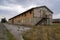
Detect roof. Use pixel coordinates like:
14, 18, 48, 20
9, 6, 53, 20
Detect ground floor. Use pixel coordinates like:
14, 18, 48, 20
9, 17, 52, 26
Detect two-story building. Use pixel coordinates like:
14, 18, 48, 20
9, 6, 53, 26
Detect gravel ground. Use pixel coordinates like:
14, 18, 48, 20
3, 23, 31, 40
0, 23, 8, 40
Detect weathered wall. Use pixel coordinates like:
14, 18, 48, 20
33, 7, 53, 25
9, 10, 34, 25
9, 19, 12, 23
9, 19, 14, 24
9, 7, 53, 25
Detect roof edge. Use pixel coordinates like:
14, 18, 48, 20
9, 6, 53, 20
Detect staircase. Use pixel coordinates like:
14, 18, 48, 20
32, 17, 43, 25
33, 15, 48, 25
35, 18, 47, 25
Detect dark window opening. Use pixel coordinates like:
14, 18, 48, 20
21, 14, 23, 16
30, 11, 31, 14
24, 13, 26, 16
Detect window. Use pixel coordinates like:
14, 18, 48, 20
21, 14, 23, 16
30, 11, 31, 14
24, 14, 26, 16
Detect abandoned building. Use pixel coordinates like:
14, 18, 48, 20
9, 6, 53, 25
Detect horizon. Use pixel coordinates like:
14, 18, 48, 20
0, 0, 60, 21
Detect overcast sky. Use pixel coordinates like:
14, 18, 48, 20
0, 0, 60, 21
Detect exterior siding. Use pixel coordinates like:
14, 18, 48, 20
9, 10, 34, 25
33, 7, 52, 18
9, 6, 53, 25
33, 7, 53, 25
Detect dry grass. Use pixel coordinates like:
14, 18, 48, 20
22, 23, 60, 40
3, 27, 16, 40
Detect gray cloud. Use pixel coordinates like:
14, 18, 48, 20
0, 0, 60, 20
0, 9, 18, 20
0, 0, 48, 7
